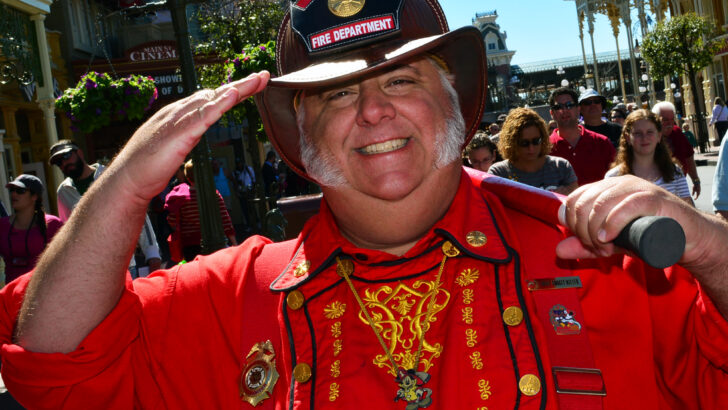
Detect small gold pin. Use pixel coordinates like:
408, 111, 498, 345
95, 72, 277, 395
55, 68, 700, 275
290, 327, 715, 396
294, 261, 311, 277
442, 241, 460, 257
239, 340, 280, 406
328, 0, 365, 18
466, 231, 487, 247
336, 259, 354, 277
519, 374, 541, 396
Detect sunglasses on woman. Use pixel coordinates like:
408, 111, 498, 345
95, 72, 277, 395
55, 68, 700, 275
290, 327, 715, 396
8, 187, 28, 194
517, 137, 542, 147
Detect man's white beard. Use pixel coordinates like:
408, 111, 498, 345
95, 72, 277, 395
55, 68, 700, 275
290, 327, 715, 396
297, 72, 466, 188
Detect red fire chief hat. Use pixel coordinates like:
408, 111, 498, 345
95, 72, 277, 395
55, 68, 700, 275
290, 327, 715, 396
255, 0, 487, 180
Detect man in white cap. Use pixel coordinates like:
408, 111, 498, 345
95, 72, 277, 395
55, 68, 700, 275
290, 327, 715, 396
578, 88, 622, 148
48, 139, 161, 275
2, 1, 728, 409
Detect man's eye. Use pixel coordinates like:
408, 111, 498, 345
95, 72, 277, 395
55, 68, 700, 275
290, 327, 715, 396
327, 90, 351, 100
388, 78, 412, 87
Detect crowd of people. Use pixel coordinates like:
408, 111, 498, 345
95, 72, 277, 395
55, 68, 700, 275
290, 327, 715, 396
1, 0, 728, 408
464, 87, 704, 209
0, 138, 317, 287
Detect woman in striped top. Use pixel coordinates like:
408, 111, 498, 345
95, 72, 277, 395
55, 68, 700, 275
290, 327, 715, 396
605, 109, 693, 205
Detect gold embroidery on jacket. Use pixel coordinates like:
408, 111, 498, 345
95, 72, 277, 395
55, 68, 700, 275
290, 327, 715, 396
330, 360, 341, 378
329, 382, 340, 401
470, 351, 484, 370
331, 321, 342, 338
324, 301, 347, 319
356, 280, 451, 374
455, 268, 480, 287
466, 329, 478, 348
462, 307, 474, 324
462, 288, 475, 305
478, 379, 492, 400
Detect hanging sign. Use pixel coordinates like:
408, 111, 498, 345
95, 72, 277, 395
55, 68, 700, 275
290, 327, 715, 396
125, 41, 178, 62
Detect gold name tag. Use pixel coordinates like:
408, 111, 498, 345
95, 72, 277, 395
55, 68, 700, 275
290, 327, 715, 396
527, 276, 583, 291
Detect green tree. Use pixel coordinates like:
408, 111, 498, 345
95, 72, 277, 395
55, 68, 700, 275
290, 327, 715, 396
641, 13, 725, 152
193, 0, 286, 230
194, 0, 285, 90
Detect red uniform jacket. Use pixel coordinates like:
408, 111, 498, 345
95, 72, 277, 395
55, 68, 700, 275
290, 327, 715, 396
1, 169, 726, 409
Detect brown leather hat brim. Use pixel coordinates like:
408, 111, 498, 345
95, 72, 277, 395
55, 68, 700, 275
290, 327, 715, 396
255, 26, 486, 181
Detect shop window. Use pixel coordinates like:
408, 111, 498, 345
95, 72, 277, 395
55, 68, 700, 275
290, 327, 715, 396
69, 0, 95, 52
15, 112, 30, 142
714, 61, 726, 102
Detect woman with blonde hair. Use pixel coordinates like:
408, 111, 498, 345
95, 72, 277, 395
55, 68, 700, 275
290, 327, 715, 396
605, 109, 693, 205
488, 108, 577, 194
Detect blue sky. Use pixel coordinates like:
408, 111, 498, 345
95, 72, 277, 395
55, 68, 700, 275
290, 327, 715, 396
438, 0, 642, 66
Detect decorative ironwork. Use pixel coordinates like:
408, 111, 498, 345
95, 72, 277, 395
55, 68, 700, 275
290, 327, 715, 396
0, 4, 41, 86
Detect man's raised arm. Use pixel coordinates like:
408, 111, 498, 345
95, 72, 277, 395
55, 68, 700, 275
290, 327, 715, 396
14, 72, 270, 353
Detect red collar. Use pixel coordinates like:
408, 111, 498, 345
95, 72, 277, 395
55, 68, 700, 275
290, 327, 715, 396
270, 168, 512, 291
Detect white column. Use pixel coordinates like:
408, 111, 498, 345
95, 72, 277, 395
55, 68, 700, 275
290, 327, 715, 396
0, 130, 9, 212
587, 10, 602, 93
30, 14, 63, 190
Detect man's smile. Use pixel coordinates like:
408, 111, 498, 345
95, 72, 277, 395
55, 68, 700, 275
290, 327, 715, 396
356, 137, 410, 155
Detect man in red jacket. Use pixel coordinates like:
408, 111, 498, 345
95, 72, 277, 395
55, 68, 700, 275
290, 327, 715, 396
2, 1, 728, 409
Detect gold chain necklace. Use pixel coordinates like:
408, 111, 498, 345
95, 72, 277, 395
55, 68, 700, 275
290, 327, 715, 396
335, 241, 460, 409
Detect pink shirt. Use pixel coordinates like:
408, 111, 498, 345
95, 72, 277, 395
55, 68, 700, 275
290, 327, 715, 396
0, 214, 63, 283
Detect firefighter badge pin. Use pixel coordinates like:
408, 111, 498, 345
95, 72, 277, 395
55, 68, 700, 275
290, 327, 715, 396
239, 340, 279, 406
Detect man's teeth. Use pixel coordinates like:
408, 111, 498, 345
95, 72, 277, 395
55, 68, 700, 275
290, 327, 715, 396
358, 138, 408, 155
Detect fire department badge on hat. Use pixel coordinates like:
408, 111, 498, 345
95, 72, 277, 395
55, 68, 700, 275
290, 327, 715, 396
239, 340, 279, 406
291, 0, 403, 53
329, 0, 365, 17
549, 304, 582, 335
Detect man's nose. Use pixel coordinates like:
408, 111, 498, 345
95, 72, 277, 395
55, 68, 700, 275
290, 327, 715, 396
356, 86, 395, 127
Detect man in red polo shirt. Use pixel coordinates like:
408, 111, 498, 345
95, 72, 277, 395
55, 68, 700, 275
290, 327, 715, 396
548, 87, 616, 185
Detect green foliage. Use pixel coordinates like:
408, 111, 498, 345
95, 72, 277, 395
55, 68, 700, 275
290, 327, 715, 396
194, 0, 285, 137
220, 41, 277, 125
55, 72, 158, 134
641, 13, 725, 79
195, 0, 285, 90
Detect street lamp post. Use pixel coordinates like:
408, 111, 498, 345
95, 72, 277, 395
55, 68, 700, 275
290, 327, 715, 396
168, 0, 228, 254
126, 0, 228, 254
556, 66, 569, 89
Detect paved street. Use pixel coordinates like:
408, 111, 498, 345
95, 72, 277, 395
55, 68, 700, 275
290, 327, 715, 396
690, 163, 715, 213
692, 149, 720, 214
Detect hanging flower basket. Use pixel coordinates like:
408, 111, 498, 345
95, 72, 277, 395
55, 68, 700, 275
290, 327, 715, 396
55, 72, 159, 134
220, 41, 276, 126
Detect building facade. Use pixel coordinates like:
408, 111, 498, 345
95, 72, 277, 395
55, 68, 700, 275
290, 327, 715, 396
1, 0, 65, 213
473, 11, 517, 120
